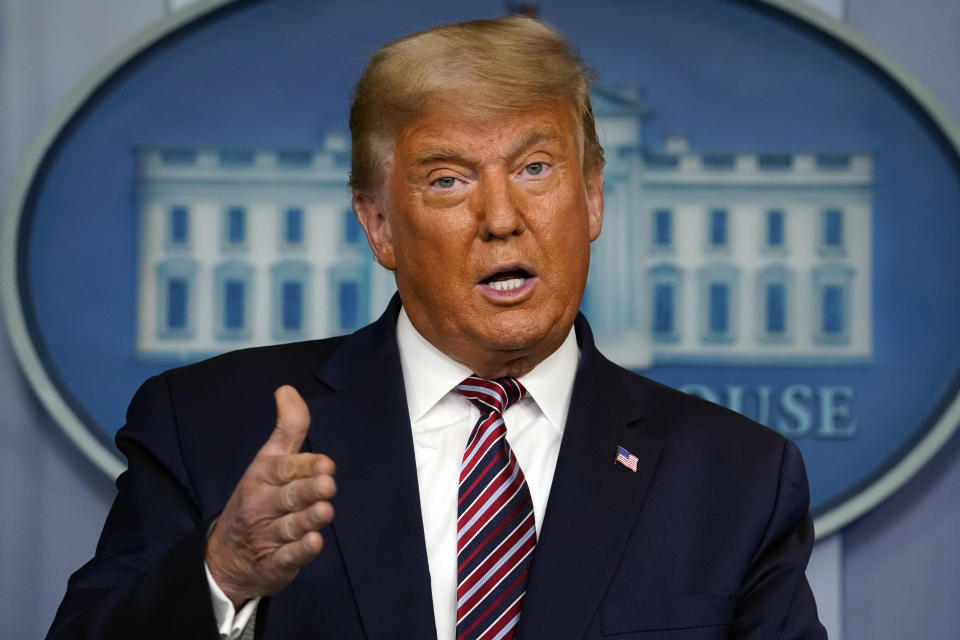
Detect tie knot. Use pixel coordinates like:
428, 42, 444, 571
456, 376, 526, 416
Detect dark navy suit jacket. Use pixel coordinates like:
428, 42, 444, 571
48, 298, 826, 639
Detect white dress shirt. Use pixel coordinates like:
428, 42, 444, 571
397, 309, 578, 640
209, 308, 580, 640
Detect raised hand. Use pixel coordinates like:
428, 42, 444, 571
205, 385, 336, 608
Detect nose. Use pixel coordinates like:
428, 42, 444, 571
476, 171, 524, 240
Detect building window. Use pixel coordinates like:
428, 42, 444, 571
648, 264, 682, 343
329, 259, 371, 334
653, 209, 672, 248
698, 263, 739, 343
822, 208, 844, 250
224, 280, 246, 329
812, 264, 853, 345
167, 279, 188, 329
155, 258, 196, 340
271, 260, 311, 340
215, 261, 253, 339
283, 207, 304, 246
654, 284, 674, 333
168, 205, 190, 247
709, 208, 728, 248
755, 265, 793, 344
766, 210, 784, 248
822, 285, 843, 334
339, 281, 360, 330
344, 209, 363, 246
224, 206, 247, 247
709, 284, 729, 333
766, 284, 786, 333
282, 282, 303, 330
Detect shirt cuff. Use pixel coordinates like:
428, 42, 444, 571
205, 562, 260, 640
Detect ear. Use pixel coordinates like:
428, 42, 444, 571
353, 191, 397, 270
585, 165, 604, 241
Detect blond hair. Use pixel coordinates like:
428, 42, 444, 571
348, 16, 604, 193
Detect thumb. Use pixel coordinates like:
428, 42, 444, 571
262, 385, 311, 455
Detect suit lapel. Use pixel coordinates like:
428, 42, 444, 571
304, 298, 438, 639
518, 316, 665, 638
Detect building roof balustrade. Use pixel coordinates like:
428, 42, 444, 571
638, 149, 872, 185
138, 147, 350, 184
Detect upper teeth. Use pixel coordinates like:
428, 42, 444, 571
489, 278, 526, 291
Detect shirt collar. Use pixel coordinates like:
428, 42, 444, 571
517, 325, 579, 433
397, 308, 473, 423
396, 307, 579, 433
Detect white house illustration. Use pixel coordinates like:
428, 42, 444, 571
135, 85, 873, 367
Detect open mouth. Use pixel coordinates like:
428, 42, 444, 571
480, 267, 535, 293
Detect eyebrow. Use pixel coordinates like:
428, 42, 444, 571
411, 146, 472, 168
409, 125, 566, 169
513, 126, 565, 158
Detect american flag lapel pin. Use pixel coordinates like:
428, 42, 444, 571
615, 446, 639, 472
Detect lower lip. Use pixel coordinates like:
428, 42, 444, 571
478, 276, 538, 302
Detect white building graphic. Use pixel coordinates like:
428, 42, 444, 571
136, 134, 395, 360
136, 86, 873, 367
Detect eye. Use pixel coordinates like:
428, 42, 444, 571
433, 176, 457, 189
524, 162, 546, 176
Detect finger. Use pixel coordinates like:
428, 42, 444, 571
274, 531, 324, 570
277, 473, 337, 513
261, 385, 311, 456
275, 501, 335, 543
268, 452, 336, 484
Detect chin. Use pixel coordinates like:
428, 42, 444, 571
479, 313, 556, 353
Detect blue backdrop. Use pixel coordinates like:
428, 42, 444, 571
16, 0, 960, 517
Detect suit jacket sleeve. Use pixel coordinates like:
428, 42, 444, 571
732, 439, 826, 639
45, 375, 222, 640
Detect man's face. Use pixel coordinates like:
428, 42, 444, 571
354, 101, 603, 377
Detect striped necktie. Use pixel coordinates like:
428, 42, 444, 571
455, 376, 536, 640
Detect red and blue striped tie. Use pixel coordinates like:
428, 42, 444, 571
455, 376, 536, 640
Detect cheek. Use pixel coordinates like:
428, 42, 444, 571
393, 214, 471, 285
539, 198, 591, 252
542, 217, 592, 287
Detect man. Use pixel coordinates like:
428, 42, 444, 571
48, 16, 826, 640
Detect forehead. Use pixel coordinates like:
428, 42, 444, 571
392, 100, 583, 165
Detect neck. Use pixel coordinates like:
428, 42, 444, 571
458, 347, 552, 379
397, 306, 572, 380
433, 324, 571, 380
